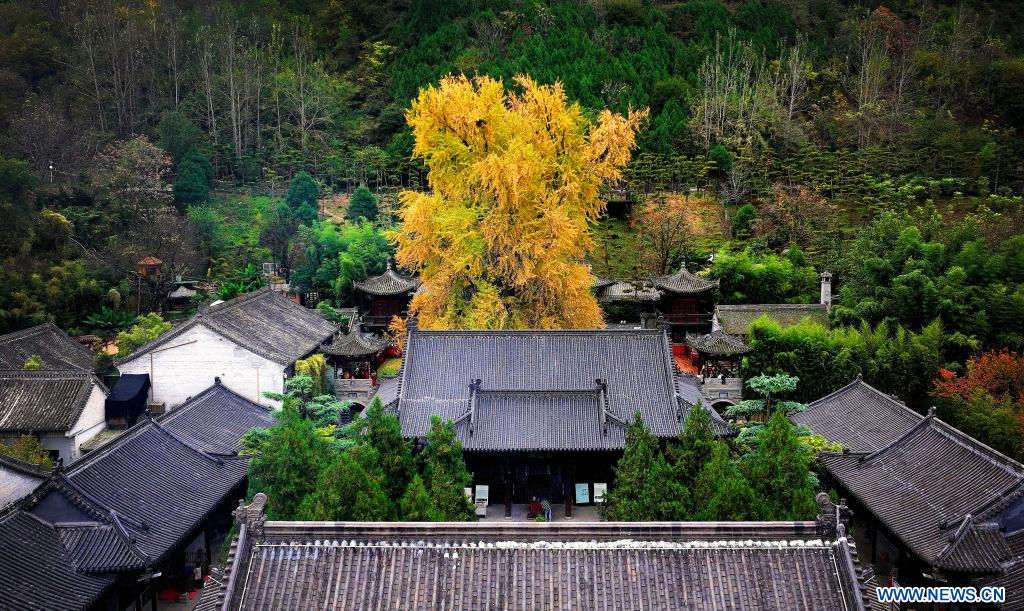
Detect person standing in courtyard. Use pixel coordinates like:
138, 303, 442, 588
541, 497, 552, 522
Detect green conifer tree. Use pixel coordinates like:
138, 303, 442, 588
286, 171, 319, 211
297, 447, 390, 521
668, 403, 718, 491
692, 441, 759, 520
744, 410, 819, 520
361, 397, 414, 515
602, 412, 688, 521
346, 186, 379, 222
247, 401, 332, 519
418, 416, 475, 521
399, 474, 441, 521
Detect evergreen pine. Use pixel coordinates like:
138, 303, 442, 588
346, 186, 379, 222
668, 403, 718, 490
692, 441, 759, 520
172, 151, 213, 210
246, 401, 331, 519
418, 416, 475, 521
362, 397, 414, 515
399, 474, 441, 521
602, 412, 688, 521
744, 410, 819, 520
297, 447, 390, 521
286, 171, 319, 211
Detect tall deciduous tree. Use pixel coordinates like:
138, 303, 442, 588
418, 416, 475, 521
395, 74, 646, 329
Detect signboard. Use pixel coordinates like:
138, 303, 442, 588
593, 483, 608, 504
575, 483, 590, 504
474, 485, 489, 517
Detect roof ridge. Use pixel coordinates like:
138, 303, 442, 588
159, 382, 271, 426
149, 415, 225, 465
410, 328, 664, 336
0, 322, 64, 344
717, 303, 827, 310
858, 415, 935, 464
0, 368, 94, 380
930, 417, 1024, 476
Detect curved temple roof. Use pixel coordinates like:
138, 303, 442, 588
651, 266, 719, 295
352, 262, 420, 296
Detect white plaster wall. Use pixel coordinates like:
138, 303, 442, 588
38, 432, 73, 464
67, 384, 108, 461
0, 464, 43, 508
118, 324, 285, 410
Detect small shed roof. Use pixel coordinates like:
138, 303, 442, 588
0, 371, 106, 433
0, 323, 94, 371
715, 303, 829, 335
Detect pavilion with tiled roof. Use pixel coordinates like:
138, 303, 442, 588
0, 322, 94, 371
352, 262, 420, 329
389, 326, 721, 511
789, 376, 923, 452
197, 493, 871, 611
650, 266, 719, 334
0, 382, 273, 611
817, 409, 1024, 602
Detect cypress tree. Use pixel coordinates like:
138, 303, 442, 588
418, 416, 475, 521
246, 401, 331, 519
346, 186, 379, 222
692, 441, 759, 520
602, 412, 688, 521
668, 403, 718, 490
399, 474, 441, 521
744, 410, 819, 520
361, 397, 414, 515
172, 151, 213, 210
286, 171, 319, 211
297, 447, 390, 521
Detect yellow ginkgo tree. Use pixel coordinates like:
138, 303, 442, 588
394, 74, 646, 329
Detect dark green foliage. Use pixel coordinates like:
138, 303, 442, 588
83, 307, 136, 336
732, 204, 756, 239
667, 403, 718, 491
173, 151, 214, 210
692, 441, 759, 520
602, 412, 688, 521
707, 145, 733, 174
743, 410, 818, 520
710, 249, 819, 304
346, 186, 379, 222
297, 447, 391, 521
286, 171, 319, 211
400, 474, 441, 521
361, 398, 414, 513
247, 401, 332, 519
290, 220, 392, 303
418, 416, 475, 521
157, 111, 205, 163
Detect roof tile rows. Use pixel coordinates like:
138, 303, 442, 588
651, 267, 720, 295
0, 323, 94, 371
685, 330, 751, 357
0, 370, 105, 432
352, 264, 420, 296
117, 288, 338, 366
394, 329, 690, 449
0, 383, 271, 610
789, 377, 923, 452
215, 520, 869, 611
714, 303, 829, 335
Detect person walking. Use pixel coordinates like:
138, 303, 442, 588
541, 497, 552, 522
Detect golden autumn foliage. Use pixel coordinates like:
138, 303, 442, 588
394, 74, 646, 329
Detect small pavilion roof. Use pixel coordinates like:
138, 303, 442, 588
684, 330, 751, 357
352, 263, 420, 297
323, 328, 389, 358
651, 266, 719, 295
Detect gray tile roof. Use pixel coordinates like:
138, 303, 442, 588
0, 370, 106, 432
352, 263, 420, 296
595, 279, 661, 302
0, 382, 271, 610
157, 382, 275, 455
218, 521, 869, 611
715, 303, 829, 335
322, 328, 389, 357
685, 330, 751, 356
790, 378, 923, 452
820, 416, 1024, 574
652, 266, 719, 294
458, 390, 626, 451
0, 323, 94, 371
395, 329, 685, 447
117, 288, 338, 366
